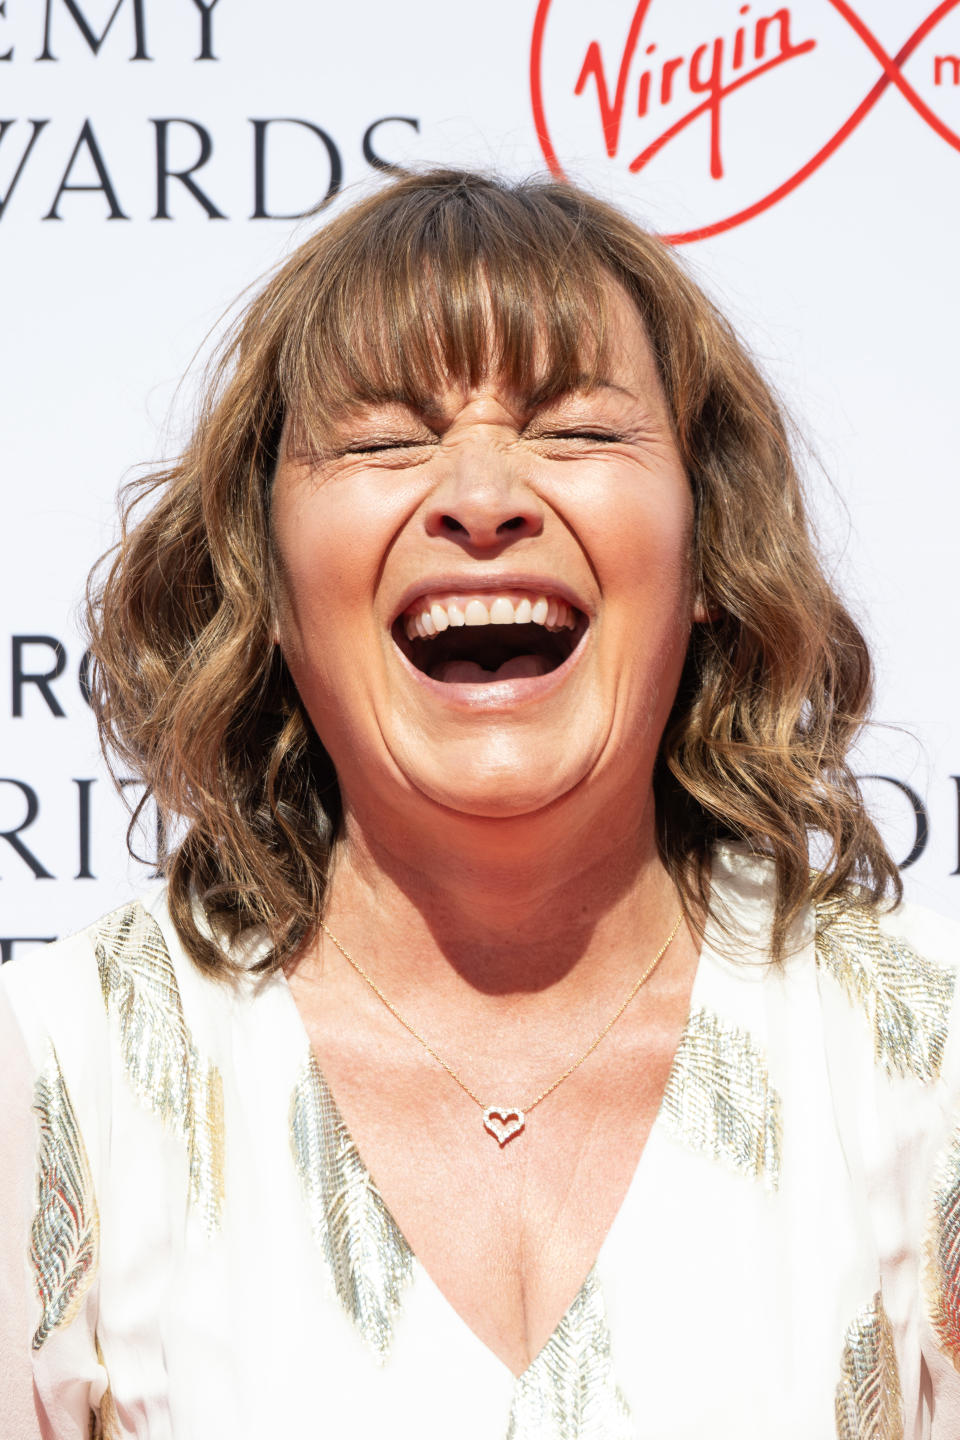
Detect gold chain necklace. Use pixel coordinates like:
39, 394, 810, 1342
319, 910, 685, 1147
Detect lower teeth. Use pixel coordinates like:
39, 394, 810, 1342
430, 655, 553, 684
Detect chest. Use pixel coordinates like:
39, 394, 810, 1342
94, 1027, 888, 1440
88, 928, 918, 1438
291, 1004, 682, 1375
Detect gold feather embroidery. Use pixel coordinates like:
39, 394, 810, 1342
507, 1269, 633, 1439
290, 1052, 413, 1362
923, 1123, 960, 1369
835, 1292, 904, 1440
660, 1006, 782, 1190
815, 898, 953, 1082
30, 1044, 99, 1350
94, 902, 224, 1234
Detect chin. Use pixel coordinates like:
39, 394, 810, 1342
404, 754, 593, 822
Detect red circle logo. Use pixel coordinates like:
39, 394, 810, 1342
531, 0, 960, 243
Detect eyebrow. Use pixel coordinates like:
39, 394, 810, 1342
523, 375, 638, 408
328, 376, 640, 426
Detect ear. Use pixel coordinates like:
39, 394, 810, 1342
692, 591, 722, 624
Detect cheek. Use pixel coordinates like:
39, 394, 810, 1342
272, 462, 425, 619
273, 485, 373, 641
272, 528, 357, 705
271, 491, 405, 752
586, 473, 695, 609
279, 519, 363, 607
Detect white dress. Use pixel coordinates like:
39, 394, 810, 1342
3, 846, 960, 1439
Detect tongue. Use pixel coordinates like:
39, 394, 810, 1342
431, 654, 553, 684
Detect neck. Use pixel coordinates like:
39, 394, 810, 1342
320, 786, 680, 998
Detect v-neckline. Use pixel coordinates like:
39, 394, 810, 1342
274, 884, 724, 1384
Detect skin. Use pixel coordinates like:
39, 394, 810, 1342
273, 286, 710, 1377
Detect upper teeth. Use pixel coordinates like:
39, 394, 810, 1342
404, 594, 576, 641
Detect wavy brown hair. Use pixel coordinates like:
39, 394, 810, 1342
86, 167, 900, 978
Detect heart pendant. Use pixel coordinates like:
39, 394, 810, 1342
482, 1106, 525, 1146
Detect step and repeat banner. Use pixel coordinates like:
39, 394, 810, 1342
1, 0, 958, 958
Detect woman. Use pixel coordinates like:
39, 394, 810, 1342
2, 168, 958, 1438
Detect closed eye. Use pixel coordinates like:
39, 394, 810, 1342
342, 438, 435, 456
538, 430, 626, 443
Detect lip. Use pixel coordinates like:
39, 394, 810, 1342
388, 572, 592, 627
389, 608, 590, 711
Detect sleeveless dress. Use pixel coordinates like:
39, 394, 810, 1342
2, 845, 960, 1439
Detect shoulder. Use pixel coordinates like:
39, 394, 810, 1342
814, 888, 960, 1088
817, 886, 959, 976
710, 841, 959, 965
708, 844, 960, 1104
0, 887, 221, 1074
0, 887, 237, 1234
710, 845, 959, 1026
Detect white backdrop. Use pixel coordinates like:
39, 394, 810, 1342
1, 0, 958, 961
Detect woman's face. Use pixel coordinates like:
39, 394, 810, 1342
272, 286, 705, 829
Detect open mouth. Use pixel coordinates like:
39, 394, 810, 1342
392, 592, 589, 685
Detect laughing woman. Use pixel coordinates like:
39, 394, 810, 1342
3, 169, 960, 1439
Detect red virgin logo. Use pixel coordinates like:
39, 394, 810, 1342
530, 1, 960, 243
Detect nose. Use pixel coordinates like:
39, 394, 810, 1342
423, 450, 544, 552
